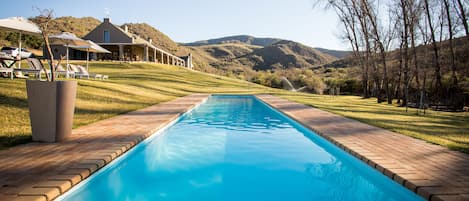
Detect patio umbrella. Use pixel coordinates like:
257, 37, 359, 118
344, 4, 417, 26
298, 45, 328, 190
0, 17, 41, 68
49, 32, 90, 78
69, 40, 110, 70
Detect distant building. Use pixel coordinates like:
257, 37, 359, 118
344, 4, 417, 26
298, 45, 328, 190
83, 18, 191, 68
44, 18, 193, 69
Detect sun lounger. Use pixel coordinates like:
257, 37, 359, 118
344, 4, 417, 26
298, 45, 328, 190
0, 55, 26, 79
0, 62, 14, 79
69, 64, 108, 80
68, 64, 89, 79
22, 58, 45, 79
54, 62, 75, 78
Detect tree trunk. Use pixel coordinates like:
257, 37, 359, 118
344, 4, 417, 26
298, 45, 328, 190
42, 32, 54, 81
363, 1, 390, 103
352, 0, 371, 98
443, 0, 458, 86
401, 0, 410, 109
456, 0, 469, 37
396, 48, 403, 104
423, 0, 442, 100
410, 18, 420, 107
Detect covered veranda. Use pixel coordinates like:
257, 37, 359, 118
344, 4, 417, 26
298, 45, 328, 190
97, 43, 185, 66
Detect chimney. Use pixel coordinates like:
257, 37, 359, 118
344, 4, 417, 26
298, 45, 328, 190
124, 25, 128, 33
104, 18, 110, 23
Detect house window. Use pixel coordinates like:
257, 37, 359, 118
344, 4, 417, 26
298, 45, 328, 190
104, 30, 110, 43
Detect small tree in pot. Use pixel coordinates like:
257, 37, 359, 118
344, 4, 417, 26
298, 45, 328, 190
26, 9, 77, 142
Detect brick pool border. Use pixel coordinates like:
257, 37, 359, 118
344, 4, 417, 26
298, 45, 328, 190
256, 94, 469, 201
0, 94, 209, 201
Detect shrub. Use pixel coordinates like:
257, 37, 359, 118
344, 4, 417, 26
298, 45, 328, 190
304, 76, 327, 94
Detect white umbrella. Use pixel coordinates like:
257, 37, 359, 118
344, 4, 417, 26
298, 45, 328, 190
69, 40, 110, 70
0, 17, 41, 68
49, 32, 90, 78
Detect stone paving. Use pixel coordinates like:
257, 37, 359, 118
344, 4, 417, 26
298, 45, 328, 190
256, 94, 469, 201
0, 94, 209, 201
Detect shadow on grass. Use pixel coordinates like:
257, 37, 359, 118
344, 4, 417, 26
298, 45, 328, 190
0, 94, 28, 109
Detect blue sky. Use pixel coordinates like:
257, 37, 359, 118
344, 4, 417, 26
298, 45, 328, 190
0, 0, 347, 50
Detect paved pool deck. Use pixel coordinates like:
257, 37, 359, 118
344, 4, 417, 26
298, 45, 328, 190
0, 94, 210, 201
1, 94, 468, 201
256, 94, 469, 201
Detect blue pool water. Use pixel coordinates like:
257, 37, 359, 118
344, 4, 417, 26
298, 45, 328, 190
58, 95, 423, 201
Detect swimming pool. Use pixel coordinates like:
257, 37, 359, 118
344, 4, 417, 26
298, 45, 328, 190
57, 95, 424, 201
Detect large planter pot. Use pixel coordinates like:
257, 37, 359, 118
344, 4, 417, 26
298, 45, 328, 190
26, 80, 77, 142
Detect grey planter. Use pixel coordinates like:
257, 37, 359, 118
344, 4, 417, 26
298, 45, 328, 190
26, 80, 77, 142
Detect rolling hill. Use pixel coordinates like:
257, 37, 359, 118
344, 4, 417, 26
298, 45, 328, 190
122, 23, 180, 53
314, 47, 351, 59
106, 25, 342, 72
185, 36, 338, 71
41, 16, 101, 37
183, 35, 282, 47
237, 40, 336, 70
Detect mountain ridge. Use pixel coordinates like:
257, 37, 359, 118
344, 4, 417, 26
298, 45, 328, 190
183, 35, 351, 59
182, 35, 282, 47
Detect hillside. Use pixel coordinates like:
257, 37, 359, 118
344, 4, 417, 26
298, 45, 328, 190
186, 39, 336, 71
239, 40, 336, 70
183, 35, 282, 47
186, 43, 262, 64
183, 35, 342, 72
122, 23, 180, 53
32, 16, 101, 37
315, 48, 352, 59
111, 26, 338, 72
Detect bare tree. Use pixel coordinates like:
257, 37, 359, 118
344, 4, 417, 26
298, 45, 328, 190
396, 0, 412, 108
319, 0, 466, 109
351, 0, 374, 98
454, 0, 469, 37
418, 14, 432, 112
442, 0, 458, 86
362, 0, 393, 103
423, 0, 443, 98
396, 33, 405, 104
34, 8, 55, 81
323, 0, 370, 98
409, 0, 423, 108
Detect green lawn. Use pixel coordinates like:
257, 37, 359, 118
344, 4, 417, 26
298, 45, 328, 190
0, 62, 467, 153
0, 62, 275, 148
278, 93, 469, 153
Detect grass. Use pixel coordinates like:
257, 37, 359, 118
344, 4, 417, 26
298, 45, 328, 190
277, 93, 469, 153
0, 62, 275, 148
0, 61, 467, 153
